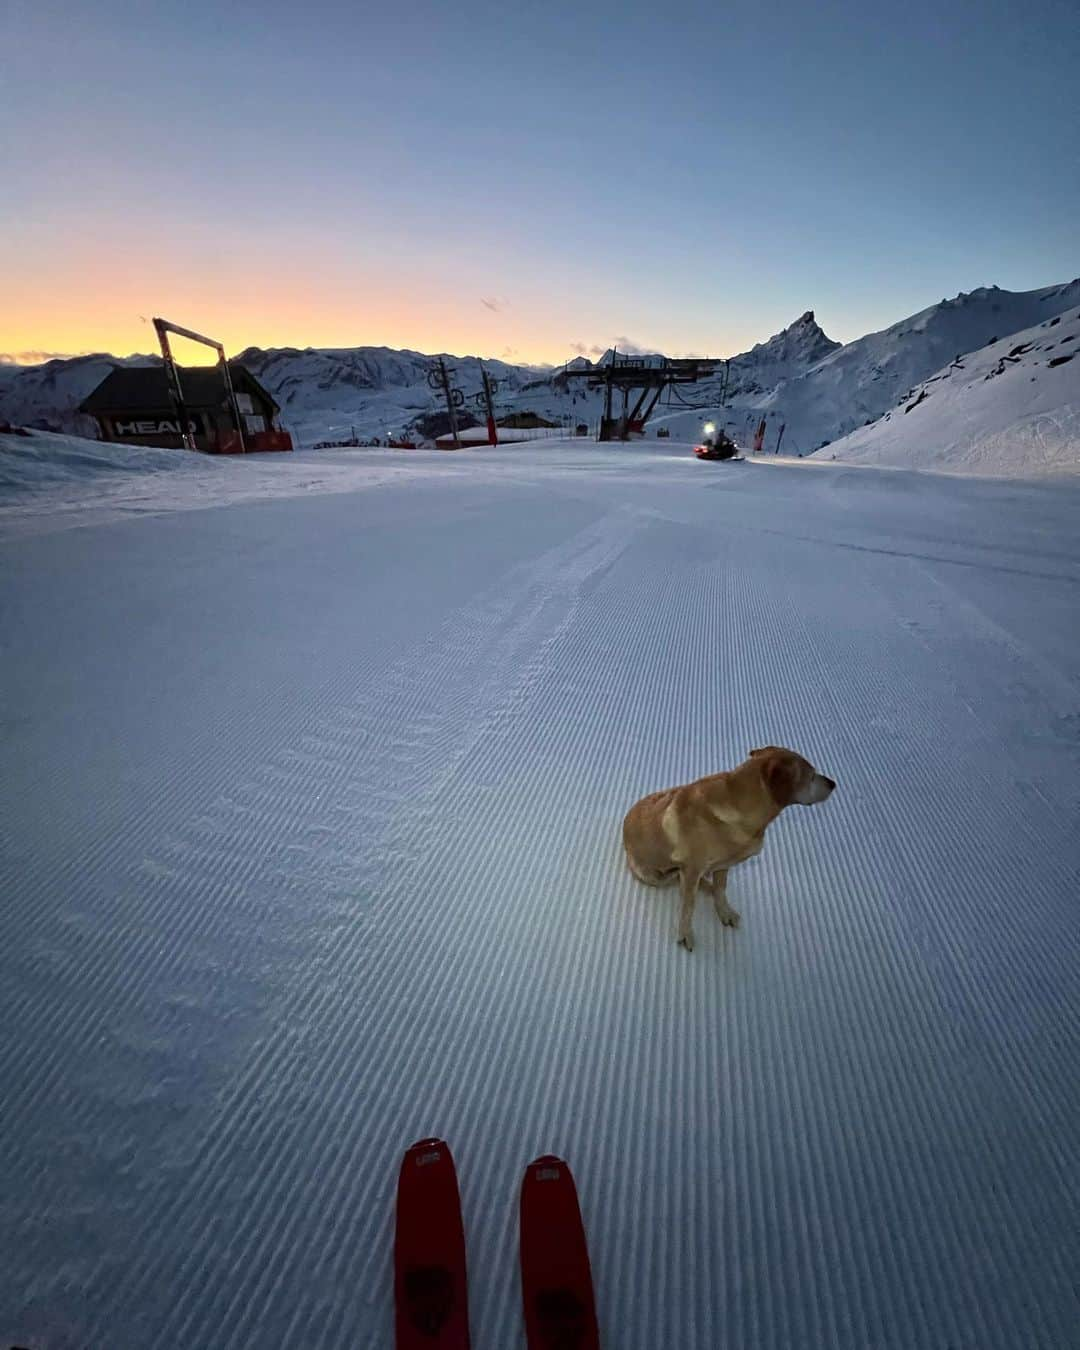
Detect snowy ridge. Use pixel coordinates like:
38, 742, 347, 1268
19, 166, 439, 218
818, 304, 1080, 474
3, 442, 1078, 1347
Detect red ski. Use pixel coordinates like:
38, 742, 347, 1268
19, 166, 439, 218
519, 1155, 600, 1349
395, 1138, 471, 1349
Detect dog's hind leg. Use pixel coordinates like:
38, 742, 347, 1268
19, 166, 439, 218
676, 867, 704, 951
707, 869, 741, 928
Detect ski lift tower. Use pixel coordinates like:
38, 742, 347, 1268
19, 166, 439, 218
561, 350, 721, 441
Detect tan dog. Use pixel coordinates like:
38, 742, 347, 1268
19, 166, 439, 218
622, 746, 836, 950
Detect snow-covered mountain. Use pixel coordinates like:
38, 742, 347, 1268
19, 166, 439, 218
0, 352, 156, 439
232, 345, 547, 446
3, 279, 1078, 461
0, 344, 556, 447
727, 309, 841, 398
757, 279, 1080, 452
816, 303, 1080, 475
647, 279, 1080, 453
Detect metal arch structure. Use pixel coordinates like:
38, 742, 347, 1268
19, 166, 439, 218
152, 317, 246, 453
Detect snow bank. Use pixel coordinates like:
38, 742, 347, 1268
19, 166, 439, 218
0, 430, 473, 539
0, 429, 217, 493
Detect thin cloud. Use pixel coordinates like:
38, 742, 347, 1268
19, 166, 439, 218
0, 350, 92, 365
567, 340, 667, 361
580, 340, 650, 357
481, 296, 510, 312
611, 336, 653, 355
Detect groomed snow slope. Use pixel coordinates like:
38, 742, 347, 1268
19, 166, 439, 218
819, 305, 1080, 475
2, 440, 1079, 1349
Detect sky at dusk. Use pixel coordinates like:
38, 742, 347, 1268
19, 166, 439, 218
3, 0, 1078, 367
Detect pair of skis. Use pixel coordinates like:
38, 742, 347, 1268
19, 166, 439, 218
395, 1138, 599, 1349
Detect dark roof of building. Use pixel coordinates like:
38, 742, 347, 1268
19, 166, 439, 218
79, 363, 279, 416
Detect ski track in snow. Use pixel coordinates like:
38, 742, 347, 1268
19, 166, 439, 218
2, 442, 1079, 1349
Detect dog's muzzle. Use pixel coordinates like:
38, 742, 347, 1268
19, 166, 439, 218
800, 773, 836, 805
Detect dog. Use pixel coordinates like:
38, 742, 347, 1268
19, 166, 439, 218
621, 746, 836, 950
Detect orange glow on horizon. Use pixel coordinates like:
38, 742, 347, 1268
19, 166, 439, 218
0, 234, 760, 369
1, 304, 617, 370
1, 307, 763, 369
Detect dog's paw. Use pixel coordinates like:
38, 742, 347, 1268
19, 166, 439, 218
716, 902, 741, 928
677, 931, 695, 952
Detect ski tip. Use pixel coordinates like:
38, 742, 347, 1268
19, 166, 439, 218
519, 1154, 599, 1349
401, 1138, 452, 1172
524, 1154, 568, 1182
395, 1138, 470, 1348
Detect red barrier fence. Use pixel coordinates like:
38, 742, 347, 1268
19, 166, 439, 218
215, 429, 293, 454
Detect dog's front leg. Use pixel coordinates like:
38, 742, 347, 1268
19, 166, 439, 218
677, 867, 703, 950
709, 869, 741, 927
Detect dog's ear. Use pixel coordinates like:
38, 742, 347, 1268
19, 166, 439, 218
749, 745, 782, 758
759, 750, 800, 806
